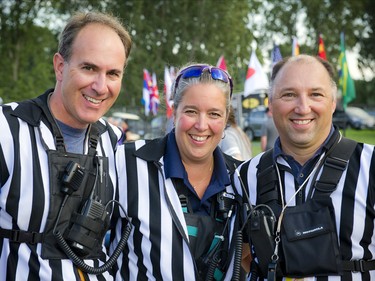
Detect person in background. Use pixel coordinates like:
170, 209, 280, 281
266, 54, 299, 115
111, 63, 245, 280
260, 107, 278, 151
237, 55, 375, 280
0, 11, 132, 280
220, 105, 252, 160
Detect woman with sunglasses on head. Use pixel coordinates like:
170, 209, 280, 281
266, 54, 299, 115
110, 63, 246, 280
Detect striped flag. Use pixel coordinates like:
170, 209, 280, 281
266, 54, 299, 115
142, 69, 152, 116
271, 44, 283, 67
164, 67, 173, 118
292, 37, 300, 56
339, 32, 356, 109
150, 72, 160, 116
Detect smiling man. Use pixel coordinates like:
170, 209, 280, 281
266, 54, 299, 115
237, 55, 375, 281
0, 12, 132, 280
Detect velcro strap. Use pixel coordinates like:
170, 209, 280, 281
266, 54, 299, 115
342, 259, 375, 272
0, 228, 43, 244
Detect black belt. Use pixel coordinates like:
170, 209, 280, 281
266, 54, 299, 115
342, 259, 375, 272
0, 228, 43, 244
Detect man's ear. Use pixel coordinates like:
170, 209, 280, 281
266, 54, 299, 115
53, 53, 65, 82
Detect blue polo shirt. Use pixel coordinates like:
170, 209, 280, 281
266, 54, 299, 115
164, 130, 231, 215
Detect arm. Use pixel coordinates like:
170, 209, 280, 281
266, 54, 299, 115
260, 135, 267, 152
242, 242, 252, 273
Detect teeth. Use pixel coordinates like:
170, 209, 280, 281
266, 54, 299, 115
191, 135, 207, 141
84, 95, 101, 104
293, 120, 311, 125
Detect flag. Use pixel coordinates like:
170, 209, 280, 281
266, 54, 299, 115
271, 44, 283, 68
216, 55, 227, 70
292, 37, 300, 56
339, 32, 356, 109
244, 50, 269, 97
164, 66, 173, 118
318, 34, 327, 60
142, 69, 152, 116
150, 72, 160, 116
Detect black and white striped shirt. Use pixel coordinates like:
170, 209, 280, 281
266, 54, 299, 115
0, 92, 122, 281
111, 137, 242, 281
236, 129, 375, 281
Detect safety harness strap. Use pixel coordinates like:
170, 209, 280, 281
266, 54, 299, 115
342, 259, 375, 273
255, 136, 375, 273
0, 228, 43, 244
313, 137, 357, 197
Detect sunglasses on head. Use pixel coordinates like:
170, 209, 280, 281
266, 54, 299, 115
174, 64, 233, 97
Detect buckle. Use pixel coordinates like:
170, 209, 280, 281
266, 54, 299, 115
30, 232, 39, 244
10, 229, 40, 244
325, 156, 348, 171
10, 229, 20, 242
353, 259, 365, 272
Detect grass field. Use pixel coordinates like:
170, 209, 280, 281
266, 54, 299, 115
251, 128, 375, 157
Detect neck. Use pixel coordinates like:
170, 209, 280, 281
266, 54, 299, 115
182, 157, 214, 198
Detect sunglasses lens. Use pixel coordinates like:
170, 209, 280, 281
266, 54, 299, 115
175, 65, 232, 97
211, 68, 229, 83
181, 66, 205, 79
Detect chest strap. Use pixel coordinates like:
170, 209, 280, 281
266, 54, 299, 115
0, 228, 43, 244
313, 137, 357, 197
342, 260, 375, 273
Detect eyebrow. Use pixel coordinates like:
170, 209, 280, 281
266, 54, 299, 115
278, 86, 325, 92
81, 61, 123, 74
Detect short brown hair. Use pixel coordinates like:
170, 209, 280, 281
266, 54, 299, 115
58, 12, 132, 64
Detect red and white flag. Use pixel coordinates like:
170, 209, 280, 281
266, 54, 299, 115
216, 55, 227, 70
164, 66, 173, 118
244, 51, 269, 97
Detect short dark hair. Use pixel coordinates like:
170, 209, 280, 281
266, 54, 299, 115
58, 12, 132, 64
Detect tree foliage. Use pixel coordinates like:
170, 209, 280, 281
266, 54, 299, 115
0, 0, 374, 109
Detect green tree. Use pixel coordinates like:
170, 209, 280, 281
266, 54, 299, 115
0, 1, 56, 102
105, 0, 253, 112
1, 0, 374, 109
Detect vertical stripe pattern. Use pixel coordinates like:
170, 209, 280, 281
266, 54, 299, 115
0, 101, 122, 281
236, 140, 375, 281
111, 140, 240, 280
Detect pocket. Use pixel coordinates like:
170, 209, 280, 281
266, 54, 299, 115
281, 199, 341, 277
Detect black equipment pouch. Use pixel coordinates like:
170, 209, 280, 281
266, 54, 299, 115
280, 197, 341, 277
184, 212, 221, 261
175, 178, 235, 280
249, 135, 357, 278
248, 204, 277, 277
41, 149, 112, 259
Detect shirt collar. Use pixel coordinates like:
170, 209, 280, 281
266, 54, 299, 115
273, 125, 336, 162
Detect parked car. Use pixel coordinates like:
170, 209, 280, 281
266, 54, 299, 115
345, 106, 375, 129
109, 112, 145, 139
332, 109, 350, 129
144, 115, 170, 139
243, 106, 267, 140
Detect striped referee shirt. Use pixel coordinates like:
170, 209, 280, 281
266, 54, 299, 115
111, 135, 242, 281
0, 91, 122, 281
235, 127, 375, 281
